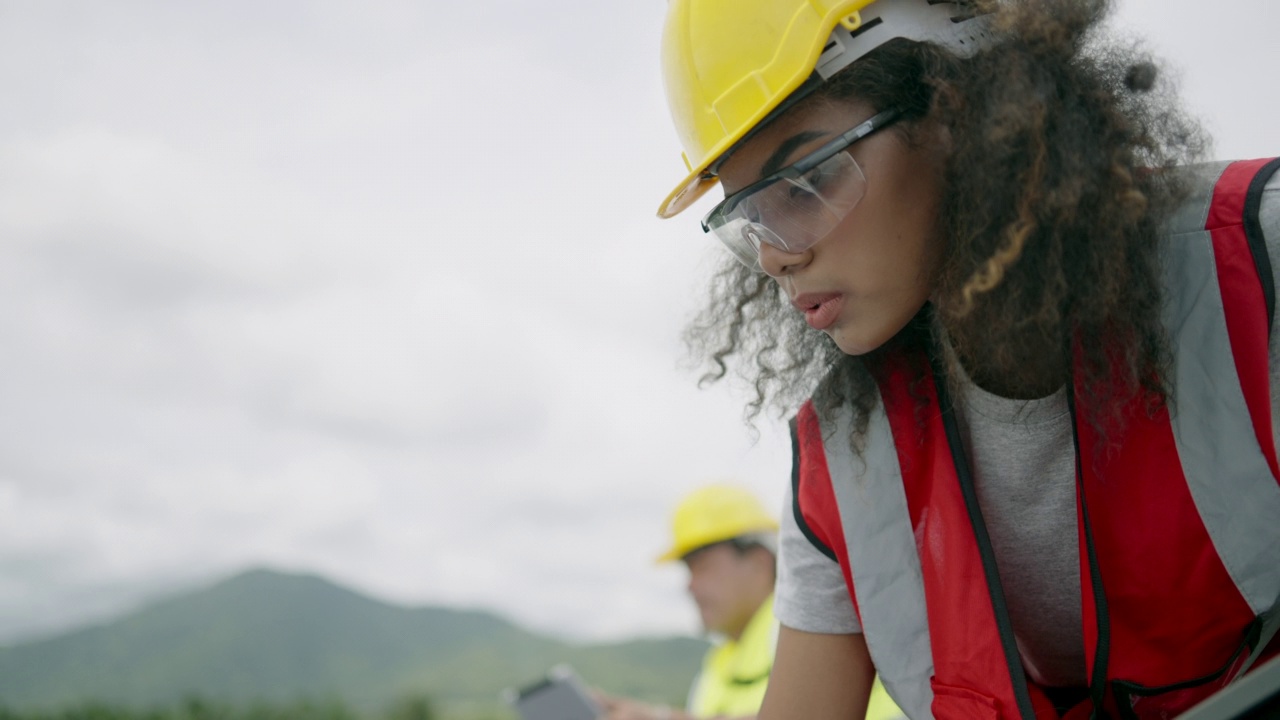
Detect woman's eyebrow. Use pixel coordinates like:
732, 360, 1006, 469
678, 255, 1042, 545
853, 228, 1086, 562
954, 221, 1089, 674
759, 130, 829, 177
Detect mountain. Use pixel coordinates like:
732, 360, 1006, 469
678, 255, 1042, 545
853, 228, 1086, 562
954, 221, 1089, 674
0, 569, 707, 715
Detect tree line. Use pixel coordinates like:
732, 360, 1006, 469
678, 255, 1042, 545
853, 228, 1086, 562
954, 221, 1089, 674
0, 695, 510, 720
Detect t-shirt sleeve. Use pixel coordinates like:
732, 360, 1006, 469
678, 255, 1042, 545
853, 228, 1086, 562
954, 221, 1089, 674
774, 479, 862, 634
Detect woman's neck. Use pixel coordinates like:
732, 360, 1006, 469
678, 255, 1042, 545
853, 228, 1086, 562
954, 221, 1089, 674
943, 318, 1069, 400
963, 353, 1067, 400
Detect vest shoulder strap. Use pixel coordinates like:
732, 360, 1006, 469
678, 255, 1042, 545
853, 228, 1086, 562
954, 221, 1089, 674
1243, 158, 1280, 333
1178, 158, 1280, 333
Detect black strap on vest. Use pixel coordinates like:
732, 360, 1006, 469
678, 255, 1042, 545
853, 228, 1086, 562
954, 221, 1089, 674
1065, 387, 1114, 720
789, 417, 839, 563
928, 348, 1040, 720
1243, 157, 1280, 337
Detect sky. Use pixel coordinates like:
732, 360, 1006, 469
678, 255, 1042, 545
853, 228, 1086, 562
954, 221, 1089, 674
0, 0, 1276, 646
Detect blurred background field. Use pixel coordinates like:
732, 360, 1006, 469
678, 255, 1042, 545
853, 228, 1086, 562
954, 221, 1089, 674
1, 696, 446, 720
0, 570, 705, 720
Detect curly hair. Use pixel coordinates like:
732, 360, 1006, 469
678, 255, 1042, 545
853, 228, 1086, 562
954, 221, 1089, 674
683, 0, 1208, 444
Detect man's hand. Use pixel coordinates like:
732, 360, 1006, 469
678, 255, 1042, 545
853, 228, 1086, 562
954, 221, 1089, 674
592, 690, 680, 720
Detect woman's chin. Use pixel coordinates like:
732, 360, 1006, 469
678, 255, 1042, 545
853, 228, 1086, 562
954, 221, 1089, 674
830, 328, 877, 357
830, 322, 903, 357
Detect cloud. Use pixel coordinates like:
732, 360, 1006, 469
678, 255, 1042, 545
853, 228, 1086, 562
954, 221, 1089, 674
0, 0, 1273, 648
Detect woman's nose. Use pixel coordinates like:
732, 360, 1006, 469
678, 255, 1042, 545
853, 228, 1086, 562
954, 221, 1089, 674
757, 238, 812, 278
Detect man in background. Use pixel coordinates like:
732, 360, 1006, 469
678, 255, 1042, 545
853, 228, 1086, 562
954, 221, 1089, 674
597, 484, 778, 720
596, 484, 905, 720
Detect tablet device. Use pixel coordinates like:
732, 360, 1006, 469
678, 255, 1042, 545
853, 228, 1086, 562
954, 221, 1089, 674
504, 664, 600, 720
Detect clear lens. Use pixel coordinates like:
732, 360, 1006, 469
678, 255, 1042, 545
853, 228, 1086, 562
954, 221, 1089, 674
707, 152, 867, 271
707, 217, 779, 272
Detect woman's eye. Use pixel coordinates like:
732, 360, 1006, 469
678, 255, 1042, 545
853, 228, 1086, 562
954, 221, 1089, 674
787, 181, 820, 203
804, 165, 837, 192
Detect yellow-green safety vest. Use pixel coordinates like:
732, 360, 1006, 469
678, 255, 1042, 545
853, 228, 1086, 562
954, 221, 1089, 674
687, 595, 775, 717
687, 595, 904, 719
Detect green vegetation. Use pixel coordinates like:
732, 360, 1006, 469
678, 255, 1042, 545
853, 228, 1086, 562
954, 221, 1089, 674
0, 570, 706, 720
0, 694, 462, 720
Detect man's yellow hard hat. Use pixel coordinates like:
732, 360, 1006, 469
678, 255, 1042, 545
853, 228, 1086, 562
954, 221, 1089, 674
657, 485, 779, 562
657, 0, 994, 218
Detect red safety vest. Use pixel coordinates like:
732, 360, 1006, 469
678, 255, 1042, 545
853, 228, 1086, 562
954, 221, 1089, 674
792, 159, 1280, 720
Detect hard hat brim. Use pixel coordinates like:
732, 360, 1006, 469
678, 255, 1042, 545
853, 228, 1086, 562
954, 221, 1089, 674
654, 77, 819, 220
657, 168, 721, 219
654, 545, 686, 564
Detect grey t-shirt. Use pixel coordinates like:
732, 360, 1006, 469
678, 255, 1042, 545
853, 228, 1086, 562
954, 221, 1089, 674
775, 167, 1280, 689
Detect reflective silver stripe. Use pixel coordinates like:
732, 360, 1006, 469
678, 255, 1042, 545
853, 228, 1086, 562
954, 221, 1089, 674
1163, 163, 1280, 614
822, 401, 935, 720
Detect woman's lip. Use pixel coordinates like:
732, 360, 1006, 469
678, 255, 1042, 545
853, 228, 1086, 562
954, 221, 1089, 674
795, 293, 844, 330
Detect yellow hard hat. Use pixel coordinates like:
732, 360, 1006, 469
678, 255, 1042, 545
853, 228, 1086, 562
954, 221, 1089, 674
657, 485, 779, 563
657, 0, 994, 218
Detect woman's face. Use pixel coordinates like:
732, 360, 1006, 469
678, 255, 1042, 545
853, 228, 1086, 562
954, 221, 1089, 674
717, 96, 948, 356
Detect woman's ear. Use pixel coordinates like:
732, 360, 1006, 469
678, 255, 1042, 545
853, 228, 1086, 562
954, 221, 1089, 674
933, 119, 954, 155
896, 111, 951, 159
910, 111, 952, 157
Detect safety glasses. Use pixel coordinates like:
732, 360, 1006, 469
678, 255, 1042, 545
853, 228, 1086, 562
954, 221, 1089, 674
701, 108, 902, 272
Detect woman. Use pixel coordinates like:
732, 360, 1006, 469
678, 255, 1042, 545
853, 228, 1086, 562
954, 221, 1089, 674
654, 0, 1280, 718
